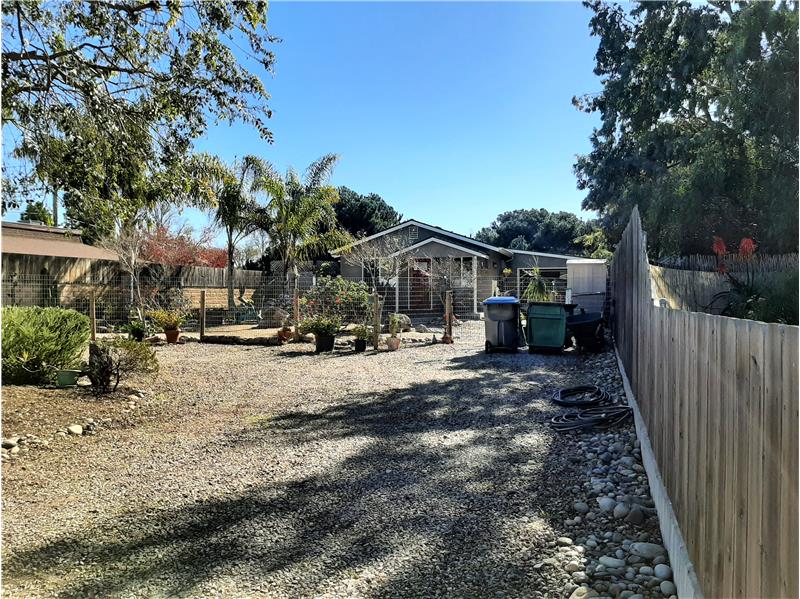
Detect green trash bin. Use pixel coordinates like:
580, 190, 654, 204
526, 302, 567, 352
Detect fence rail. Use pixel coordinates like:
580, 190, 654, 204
612, 207, 798, 598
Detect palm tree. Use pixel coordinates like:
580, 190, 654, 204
259, 154, 352, 286
193, 154, 274, 309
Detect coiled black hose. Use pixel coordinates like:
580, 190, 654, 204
551, 385, 610, 407
549, 385, 632, 432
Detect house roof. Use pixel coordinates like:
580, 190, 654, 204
2, 221, 118, 260
332, 219, 513, 258
386, 237, 490, 260
509, 249, 585, 260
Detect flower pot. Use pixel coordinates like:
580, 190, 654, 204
354, 339, 367, 353
386, 337, 401, 351
130, 329, 145, 342
164, 328, 181, 344
56, 369, 82, 388
314, 333, 335, 353
277, 327, 293, 343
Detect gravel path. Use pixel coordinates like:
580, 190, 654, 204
2, 341, 672, 599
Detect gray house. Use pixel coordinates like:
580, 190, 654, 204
332, 219, 606, 317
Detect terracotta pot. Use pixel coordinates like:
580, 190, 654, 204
386, 337, 401, 351
277, 327, 293, 343
164, 328, 181, 344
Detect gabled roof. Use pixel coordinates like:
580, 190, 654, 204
332, 219, 513, 257
386, 237, 490, 260
509, 249, 584, 260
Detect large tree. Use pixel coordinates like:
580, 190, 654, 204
574, 1, 798, 257
2, 0, 277, 236
334, 187, 402, 237
476, 208, 594, 255
260, 154, 352, 285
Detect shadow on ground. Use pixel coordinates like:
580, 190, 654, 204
3, 350, 590, 599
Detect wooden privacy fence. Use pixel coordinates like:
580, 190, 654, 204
612, 207, 798, 598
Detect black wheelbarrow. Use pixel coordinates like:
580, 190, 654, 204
565, 311, 605, 352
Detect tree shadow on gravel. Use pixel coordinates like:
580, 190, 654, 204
3, 350, 591, 599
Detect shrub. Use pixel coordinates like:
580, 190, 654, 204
2, 307, 90, 384
298, 314, 341, 337
351, 324, 372, 340
300, 276, 370, 324
147, 309, 183, 330
88, 338, 158, 394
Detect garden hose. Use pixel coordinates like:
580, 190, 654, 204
549, 385, 632, 432
551, 385, 610, 407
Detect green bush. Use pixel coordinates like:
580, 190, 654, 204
88, 338, 159, 394
2, 307, 90, 384
298, 314, 342, 337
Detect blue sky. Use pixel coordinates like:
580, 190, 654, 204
7, 1, 603, 242
193, 1, 603, 240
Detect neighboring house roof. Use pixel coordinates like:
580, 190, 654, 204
566, 258, 607, 264
386, 237, 490, 260
509, 249, 585, 260
332, 219, 513, 258
1, 221, 118, 261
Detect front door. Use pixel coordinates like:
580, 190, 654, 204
410, 258, 432, 311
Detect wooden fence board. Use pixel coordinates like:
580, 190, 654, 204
780, 327, 799, 598
745, 320, 765, 598
733, 318, 751, 598
718, 317, 738, 599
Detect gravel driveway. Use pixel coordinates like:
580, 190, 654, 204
2, 341, 671, 599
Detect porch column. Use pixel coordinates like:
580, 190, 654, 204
395, 258, 400, 313
472, 256, 478, 314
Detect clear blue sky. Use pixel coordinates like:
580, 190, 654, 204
7, 1, 603, 241
190, 0, 603, 239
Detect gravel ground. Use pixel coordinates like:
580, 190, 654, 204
2, 340, 673, 599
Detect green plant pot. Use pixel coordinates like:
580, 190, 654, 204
56, 369, 82, 388
315, 333, 335, 353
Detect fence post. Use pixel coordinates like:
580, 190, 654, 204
372, 291, 381, 350
89, 288, 97, 342
292, 287, 301, 341
442, 290, 454, 344
199, 289, 206, 341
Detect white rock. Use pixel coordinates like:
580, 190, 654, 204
67, 424, 83, 436
565, 561, 583, 573
557, 536, 574, 546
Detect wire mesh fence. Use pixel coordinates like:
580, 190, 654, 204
1, 273, 606, 348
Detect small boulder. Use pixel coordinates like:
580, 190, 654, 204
67, 424, 83, 436
2, 437, 19, 449
659, 580, 677, 595
557, 536, 574, 546
654, 564, 672, 580
597, 496, 617, 512
629, 542, 666, 560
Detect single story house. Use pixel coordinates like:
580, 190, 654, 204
332, 219, 607, 316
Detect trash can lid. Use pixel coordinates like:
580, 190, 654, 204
483, 296, 519, 305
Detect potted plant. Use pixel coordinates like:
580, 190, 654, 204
386, 313, 402, 351
147, 309, 183, 344
298, 314, 341, 353
124, 319, 146, 342
352, 324, 371, 353
502, 267, 513, 278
